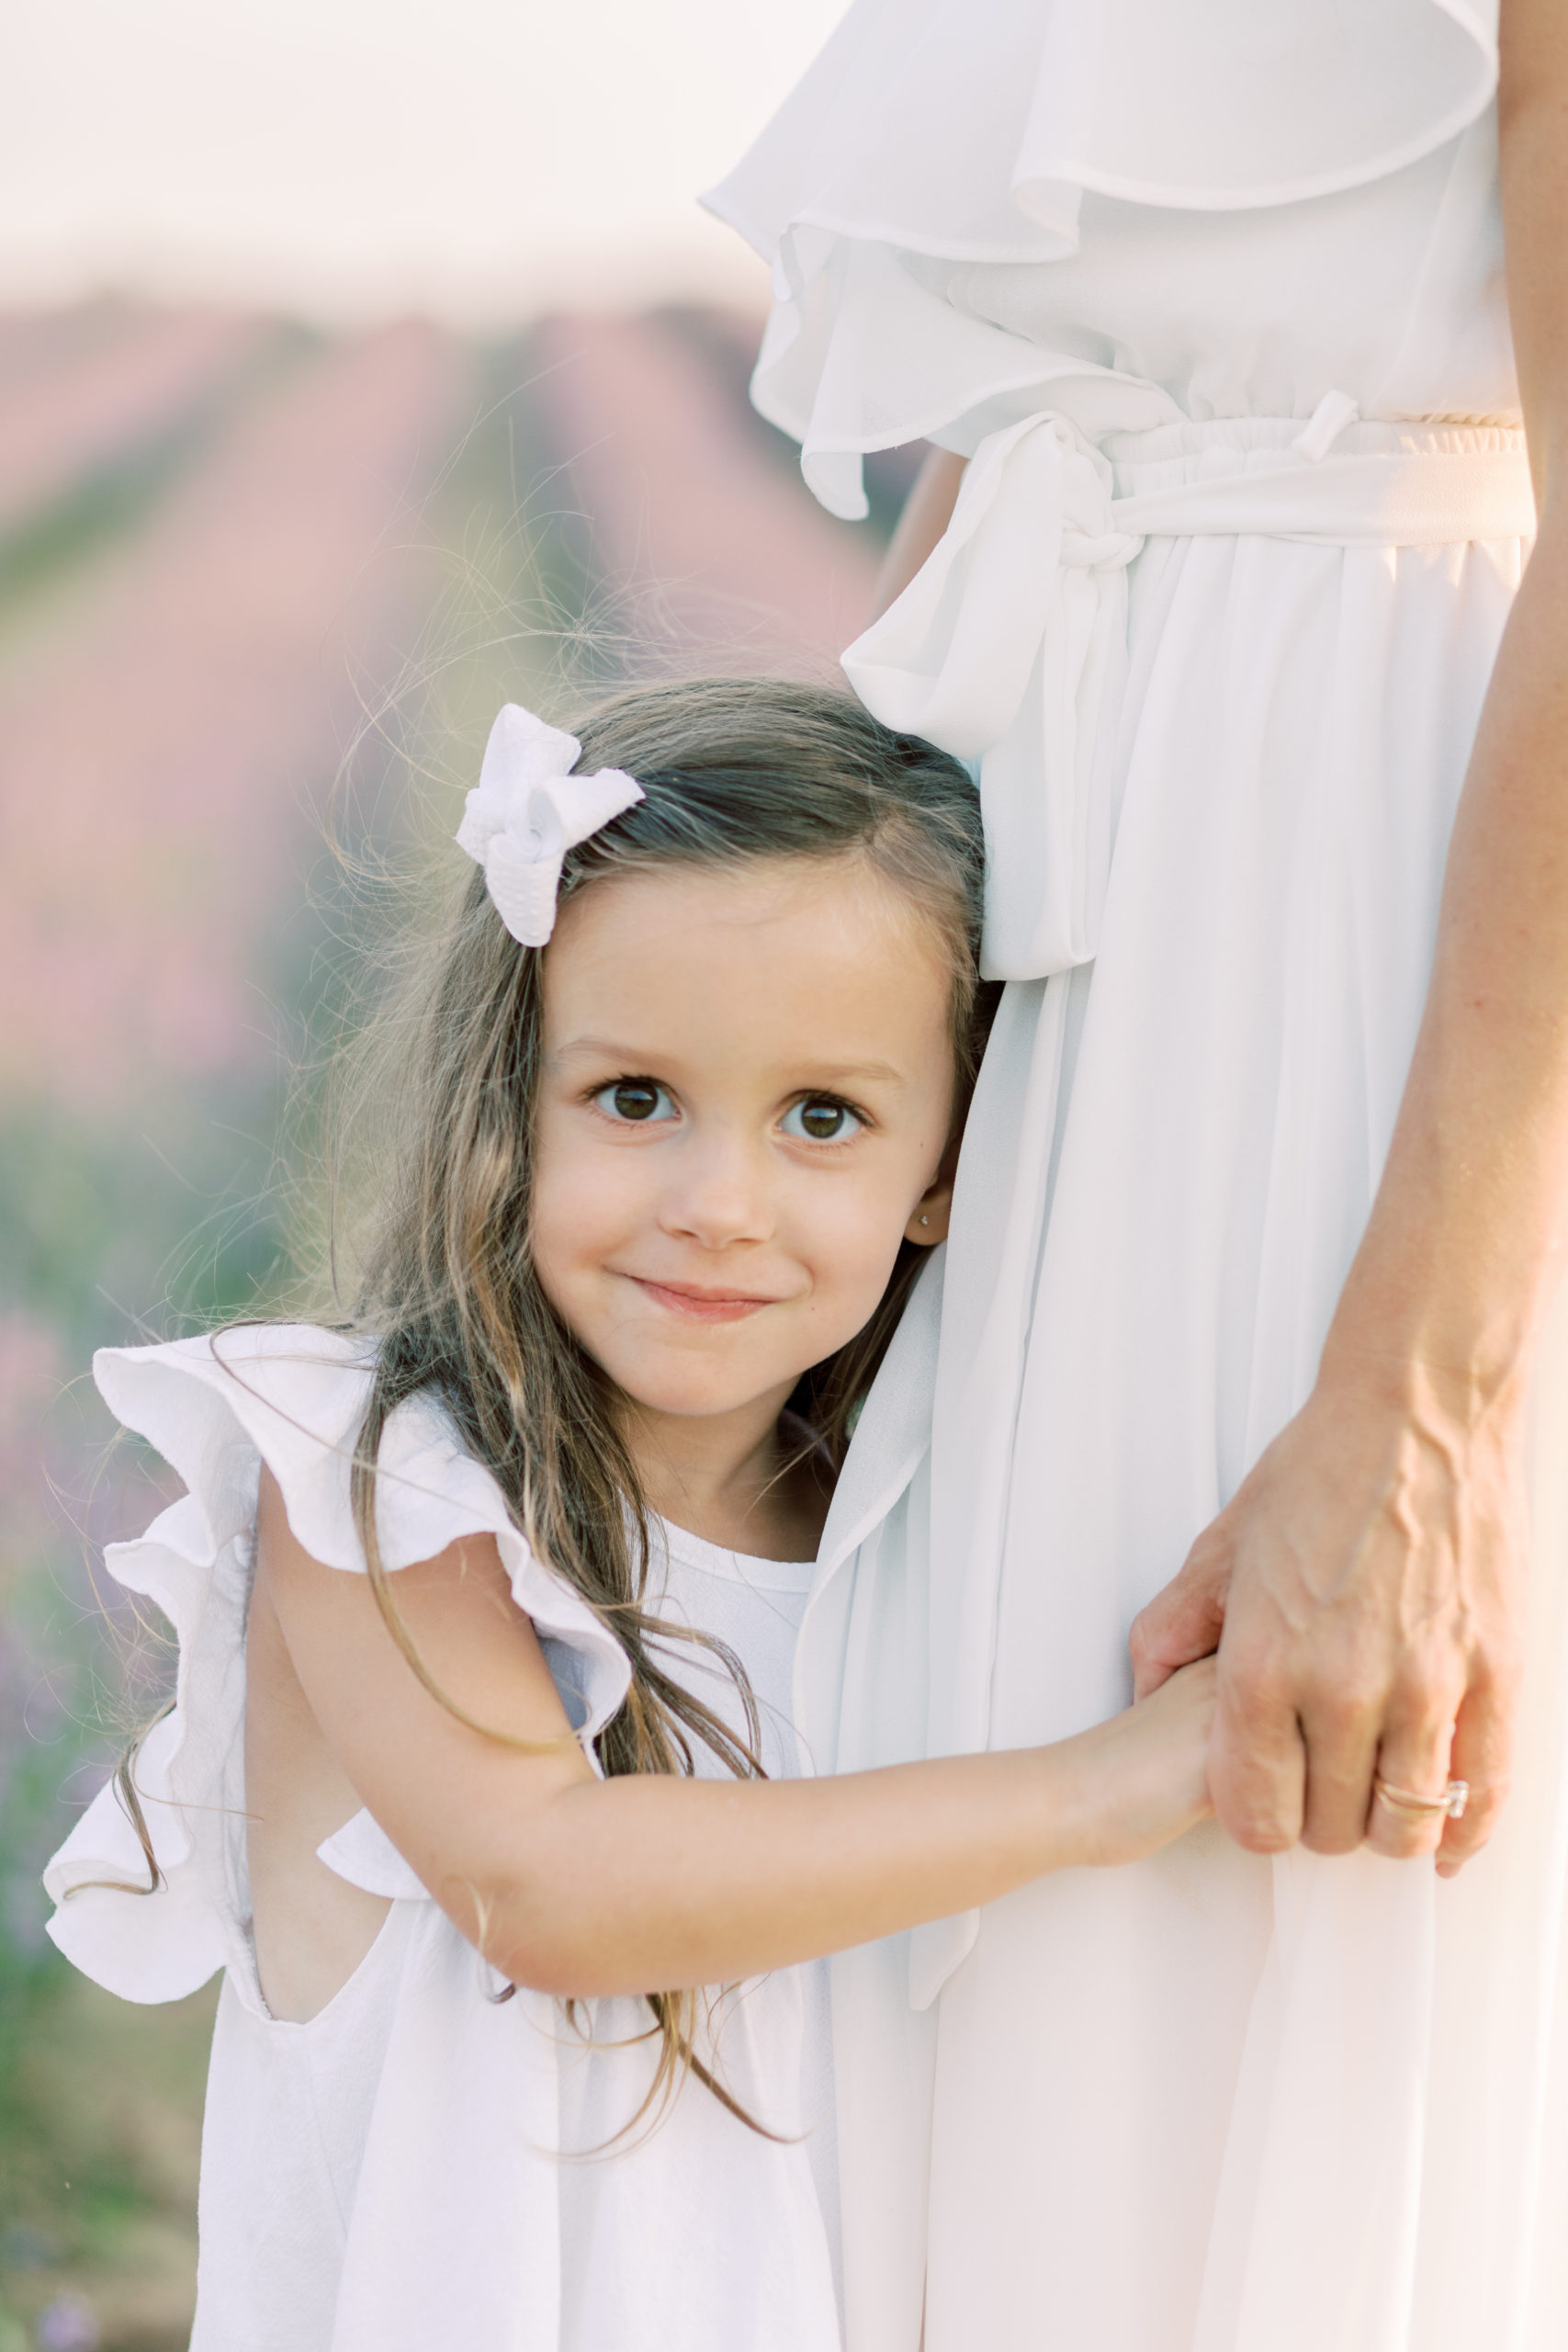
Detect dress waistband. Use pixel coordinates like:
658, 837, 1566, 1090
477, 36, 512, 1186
1110, 411, 1534, 548
1106, 413, 1526, 467
841, 401, 1536, 983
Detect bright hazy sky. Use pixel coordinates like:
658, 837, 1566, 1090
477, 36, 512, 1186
0, 0, 847, 322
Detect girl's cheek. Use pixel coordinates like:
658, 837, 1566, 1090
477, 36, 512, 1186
529, 1122, 611, 1279
807, 1174, 916, 1299
536, 1155, 627, 1266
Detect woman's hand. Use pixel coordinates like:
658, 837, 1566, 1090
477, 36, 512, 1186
1068, 1656, 1217, 1868
1131, 1372, 1529, 1875
1132, 2, 1568, 1884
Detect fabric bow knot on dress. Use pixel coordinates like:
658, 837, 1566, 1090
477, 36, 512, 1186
842, 401, 1536, 985
456, 703, 644, 947
844, 413, 1141, 983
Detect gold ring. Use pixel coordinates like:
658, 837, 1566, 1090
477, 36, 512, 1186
1373, 1774, 1469, 1822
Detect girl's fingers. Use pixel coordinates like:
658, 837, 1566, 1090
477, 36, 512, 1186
1083, 1659, 1219, 1866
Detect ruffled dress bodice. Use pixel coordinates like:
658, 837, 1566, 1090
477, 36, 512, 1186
43, 1327, 841, 2352
705, 0, 1511, 521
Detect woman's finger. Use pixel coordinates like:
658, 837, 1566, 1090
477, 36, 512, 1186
1437, 1669, 1517, 1876
1363, 1689, 1460, 1860
1207, 1661, 1306, 1852
1297, 1689, 1382, 1856
1129, 1546, 1230, 1700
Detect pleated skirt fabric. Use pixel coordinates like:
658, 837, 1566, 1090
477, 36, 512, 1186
895, 462, 1568, 2350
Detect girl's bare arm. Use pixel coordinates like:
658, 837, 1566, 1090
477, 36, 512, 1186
255, 1469, 1212, 1999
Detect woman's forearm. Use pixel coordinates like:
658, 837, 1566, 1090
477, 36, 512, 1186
1325, 518, 1568, 1409
1132, 8, 1568, 1876
1135, 526, 1568, 1869
1325, 40, 1568, 1411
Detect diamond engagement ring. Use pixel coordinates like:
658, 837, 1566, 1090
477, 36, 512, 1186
1373, 1774, 1470, 1822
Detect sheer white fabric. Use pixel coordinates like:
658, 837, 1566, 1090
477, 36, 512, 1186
43, 1328, 841, 2352
717, 6, 1568, 2351
713, 0, 1495, 264
705, 0, 1511, 520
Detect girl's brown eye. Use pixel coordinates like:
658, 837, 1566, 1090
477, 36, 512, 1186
594, 1080, 673, 1124
783, 1097, 862, 1143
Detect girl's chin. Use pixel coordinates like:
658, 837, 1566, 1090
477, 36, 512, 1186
609, 1356, 805, 1425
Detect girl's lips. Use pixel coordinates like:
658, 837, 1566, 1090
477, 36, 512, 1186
626, 1276, 784, 1325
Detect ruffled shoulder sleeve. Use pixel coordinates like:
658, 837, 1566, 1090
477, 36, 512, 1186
710, 0, 1496, 254
704, 0, 1498, 515
43, 1325, 632, 2005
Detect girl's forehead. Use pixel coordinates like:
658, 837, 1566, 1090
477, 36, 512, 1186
543, 855, 953, 1065
552, 852, 950, 971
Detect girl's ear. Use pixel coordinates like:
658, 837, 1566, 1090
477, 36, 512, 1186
906, 1144, 958, 1248
906, 1190, 952, 1246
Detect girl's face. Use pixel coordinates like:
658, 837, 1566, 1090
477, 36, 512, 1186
530, 854, 956, 1429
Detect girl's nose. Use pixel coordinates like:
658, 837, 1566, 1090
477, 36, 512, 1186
658, 1133, 775, 1250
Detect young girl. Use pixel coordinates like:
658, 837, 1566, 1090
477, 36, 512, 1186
43, 679, 1213, 2352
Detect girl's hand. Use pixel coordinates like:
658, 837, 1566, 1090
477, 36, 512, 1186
256, 1465, 1221, 2001
1130, 1374, 1529, 1876
1067, 1657, 1217, 1868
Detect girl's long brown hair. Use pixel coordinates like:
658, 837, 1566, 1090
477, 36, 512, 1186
343, 679, 991, 2124
109, 678, 993, 2134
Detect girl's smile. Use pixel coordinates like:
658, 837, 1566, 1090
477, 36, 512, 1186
529, 854, 957, 1452
618, 1276, 795, 1323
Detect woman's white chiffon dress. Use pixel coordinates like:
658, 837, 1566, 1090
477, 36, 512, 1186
709, 6, 1566, 2350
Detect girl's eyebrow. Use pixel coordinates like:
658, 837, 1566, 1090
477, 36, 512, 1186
548, 1036, 668, 1068
551, 1035, 907, 1087
800, 1061, 906, 1088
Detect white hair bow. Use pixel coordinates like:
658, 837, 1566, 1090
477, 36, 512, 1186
455, 703, 645, 947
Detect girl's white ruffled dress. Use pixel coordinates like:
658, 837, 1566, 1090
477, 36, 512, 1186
710, 5, 1567, 2351
43, 1328, 842, 2352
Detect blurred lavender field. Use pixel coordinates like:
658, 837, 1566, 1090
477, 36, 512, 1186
0, 302, 912, 2349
